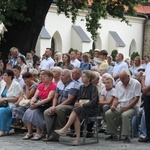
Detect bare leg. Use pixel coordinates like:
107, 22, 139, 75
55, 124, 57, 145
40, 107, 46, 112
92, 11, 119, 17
72, 115, 80, 145
55, 111, 77, 134
36, 127, 42, 135
26, 121, 32, 134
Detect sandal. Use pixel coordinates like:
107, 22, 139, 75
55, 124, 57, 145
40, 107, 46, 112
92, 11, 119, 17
22, 133, 33, 140
31, 134, 42, 141
72, 139, 80, 146
0, 131, 6, 137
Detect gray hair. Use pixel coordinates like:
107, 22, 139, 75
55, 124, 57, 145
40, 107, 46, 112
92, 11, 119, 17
29, 68, 39, 76
51, 66, 62, 74
73, 68, 82, 75
120, 68, 131, 77
10, 47, 18, 52
92, 71, 100, 79
63, 69, 72, 78
102, 73, 113, 78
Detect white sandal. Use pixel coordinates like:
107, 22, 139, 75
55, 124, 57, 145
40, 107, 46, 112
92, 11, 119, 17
23, 133, 33, 140
31, 134, 42, 140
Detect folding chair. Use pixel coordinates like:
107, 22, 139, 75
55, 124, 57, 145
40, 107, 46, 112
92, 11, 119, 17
81, 115, 99, 145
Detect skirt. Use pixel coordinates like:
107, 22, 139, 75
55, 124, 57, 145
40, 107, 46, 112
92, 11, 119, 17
22, 107, 46, 130
11, 106, 27, 119
73, 107, 96, 121
0, 105, 13, 131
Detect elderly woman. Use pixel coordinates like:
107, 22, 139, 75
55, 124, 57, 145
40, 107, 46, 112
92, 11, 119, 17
0, 70, 21, 136
22, 70, 56, 140
11, 72, 38, 128
55, 70, 99, 145
51, 66, 62, 84
29, 68, 39, 83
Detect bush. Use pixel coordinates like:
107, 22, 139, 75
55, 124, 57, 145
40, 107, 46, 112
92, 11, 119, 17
111, 49, 118, 61
68, 48, 78, 54
131, 52, 140, 60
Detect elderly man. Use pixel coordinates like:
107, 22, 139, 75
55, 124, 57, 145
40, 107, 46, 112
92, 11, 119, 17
105, 69, 141, 143
71, 68, 83, 87
44, 69, 80, 142
92, 71, 104, 98
8, 47, 25, 69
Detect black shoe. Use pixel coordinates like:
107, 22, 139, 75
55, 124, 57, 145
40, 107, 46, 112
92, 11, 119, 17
138, 137, 150, 143
123, 137, 130, 143
105, 135, 118, 141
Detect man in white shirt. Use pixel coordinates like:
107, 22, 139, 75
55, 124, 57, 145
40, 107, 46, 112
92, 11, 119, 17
105, 69, 141, 143
39, 48, 55, 71
70, 50, 81, 68
113, 53, 128, 81
139, 62, 150, 142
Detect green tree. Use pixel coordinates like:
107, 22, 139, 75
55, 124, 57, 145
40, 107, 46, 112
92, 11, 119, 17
131, 52, 140, 60
0, 0, 148, 60
111, 49, 118, 61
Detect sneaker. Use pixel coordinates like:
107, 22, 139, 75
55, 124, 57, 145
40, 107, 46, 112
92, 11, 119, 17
105, 135, 118, 141
123, 137, 130, 143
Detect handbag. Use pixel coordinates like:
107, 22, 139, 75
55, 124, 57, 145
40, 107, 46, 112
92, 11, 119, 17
79, 99, 90, 105
0, 100, 8, 107
19, 98, 30, 107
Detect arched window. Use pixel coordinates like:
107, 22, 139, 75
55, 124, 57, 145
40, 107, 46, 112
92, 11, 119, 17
92, 42, 96, 50
51, 37, 55, 55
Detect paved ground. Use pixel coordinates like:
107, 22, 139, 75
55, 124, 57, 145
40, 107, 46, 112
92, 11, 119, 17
0, 131, 149, 150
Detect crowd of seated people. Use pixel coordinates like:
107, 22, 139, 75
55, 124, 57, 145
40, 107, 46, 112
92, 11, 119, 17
0, 47, 150, 145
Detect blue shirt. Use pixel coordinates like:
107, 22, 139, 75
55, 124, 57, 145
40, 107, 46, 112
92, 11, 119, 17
56, 80, 79, 104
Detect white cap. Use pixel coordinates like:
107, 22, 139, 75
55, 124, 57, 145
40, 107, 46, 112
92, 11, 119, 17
94, 49, 100, 52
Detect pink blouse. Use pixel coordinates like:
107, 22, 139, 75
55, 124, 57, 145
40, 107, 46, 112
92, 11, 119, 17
37, 82, 56, 100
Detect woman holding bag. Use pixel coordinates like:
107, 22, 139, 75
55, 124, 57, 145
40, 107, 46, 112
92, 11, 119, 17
22, 70, 56, 140
11, 72, 38, 128
0, 70, 21, 136
55, 70, 99, 145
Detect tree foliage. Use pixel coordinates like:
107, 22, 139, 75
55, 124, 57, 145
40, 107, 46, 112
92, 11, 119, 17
111, 49, 118, 61
0, 0, 28, 26
0, 0, 148, 59
131, 52, 140, 60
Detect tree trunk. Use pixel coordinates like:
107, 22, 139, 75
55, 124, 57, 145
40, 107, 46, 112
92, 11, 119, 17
0, 0, 53, 64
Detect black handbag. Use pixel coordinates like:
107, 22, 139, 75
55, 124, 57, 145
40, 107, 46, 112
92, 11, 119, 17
0, 100, 8, 107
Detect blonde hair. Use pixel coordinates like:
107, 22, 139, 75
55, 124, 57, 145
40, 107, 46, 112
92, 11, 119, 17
55, 52, 62, 62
